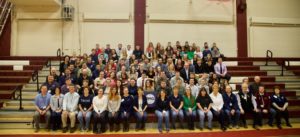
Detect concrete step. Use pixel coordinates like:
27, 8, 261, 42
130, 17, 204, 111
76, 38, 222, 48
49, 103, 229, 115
276, 76, 300, 82
253, 61, 278, 66
0, 111, 34, 118
1, 105, 36, 111
285, 84, 300, 89
5, 101, 34, 107
0, 118, 32, 123
267, 71, 295, 76
260, 66, 285, 71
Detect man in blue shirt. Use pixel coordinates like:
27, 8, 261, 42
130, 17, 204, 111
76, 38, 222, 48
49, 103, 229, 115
223, 85, 240, 129
33, 85, 52, 132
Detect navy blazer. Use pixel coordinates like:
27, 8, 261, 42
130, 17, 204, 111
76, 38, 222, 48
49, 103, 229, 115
222, 93, 239, 110
133, 95, 148, 111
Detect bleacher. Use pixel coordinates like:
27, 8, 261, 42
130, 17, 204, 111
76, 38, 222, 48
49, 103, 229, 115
0, 56, 300, 129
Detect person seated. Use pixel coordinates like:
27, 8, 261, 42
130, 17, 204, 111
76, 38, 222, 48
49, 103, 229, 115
42, 75, 60, 95
128, 78, 138, 96
78, 80, 94, 96
210, 84, 226, 131
133, 45, 144, 60
108, 87, 121, 132
120, 87, 134, 132
77, 87, 93, 132
155, 90, 170, 133
183, 86, 197, 130
270, 86, 292, 129
59, 68, 76, 86
249, 76, 262, 95
214, 57, 231, 82
33, 85, 51, 132
50, 67, 60, 83
189, 78, 199, 98
223, 85, 240, 129
237, 83, 260, 130
202, 42, 211, 58
170, 71, 184, 88
133, 88, 148, 131
59, 55, 70, 75
155, 80, 172, 96
169, 87, 184, 129
255, 86, 272, 127
92, 88, 108, 134
196, 87, 213, 130
76, 69, 93, 89
61, 84, 80, 133
50, 87, 64, 131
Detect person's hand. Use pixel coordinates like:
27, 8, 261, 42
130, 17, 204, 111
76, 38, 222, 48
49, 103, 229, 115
189, 108, 192, 114
112, 112, 115, 116
240, 109, 245, 114
262, 109, 268, 113
253, 108, 258, 112
83, 111, 86, 117
175, 109, 179, 114
231, 109, 235, 115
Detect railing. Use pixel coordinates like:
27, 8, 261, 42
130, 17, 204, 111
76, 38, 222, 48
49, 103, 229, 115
46, 58, 52, 74
57, 48, 62, 64
0, 0, 13, 36
265, 50, 273, 66
31, 70, 39, 92
12, 85, 23, 110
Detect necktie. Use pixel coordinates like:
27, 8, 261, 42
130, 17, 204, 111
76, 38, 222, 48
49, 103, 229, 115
220, 64, 223, 74
57, 98, 60, 108
142, 79, 144, 88
186, 69, 189, 80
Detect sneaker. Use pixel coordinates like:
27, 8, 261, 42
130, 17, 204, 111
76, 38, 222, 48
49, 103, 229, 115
253, 125, 260, 130
228, 125, 232, 129
208, 127, 212, 131
80, 128, 84, 132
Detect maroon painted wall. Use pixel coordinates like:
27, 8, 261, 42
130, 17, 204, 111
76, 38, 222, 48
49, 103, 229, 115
134, 0, 146, 51
0, 14, 11, 56
236, 0, 248, 57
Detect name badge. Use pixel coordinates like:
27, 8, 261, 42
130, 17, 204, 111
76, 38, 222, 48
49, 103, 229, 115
42, 106, 46, 109
48, 90, 51, 93
204, 107, 207, 110
163, 110, 166, 114
121, 99, 124, 102
274, 95, 277, 98
230, 103, 232, 106
244, 96, 247, 100
84, 108, 87, 111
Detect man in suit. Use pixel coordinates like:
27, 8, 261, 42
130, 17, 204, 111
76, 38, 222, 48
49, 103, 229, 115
180, 63, 191, 83
214, 57, 231, 82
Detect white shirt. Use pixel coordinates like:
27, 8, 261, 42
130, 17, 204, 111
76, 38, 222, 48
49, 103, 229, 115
127, 49, 133, 59
93, 95, 108, 113
137, 77, 146, 88
209, 92, 224, 111
190, 84, 199, 98
63, 92, 80, 112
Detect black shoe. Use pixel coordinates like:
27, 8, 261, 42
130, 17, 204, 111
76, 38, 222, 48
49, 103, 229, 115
62, 127, 68, 133
287, 123, 292, 127
221, 127, 227, 132
172, 125, 176, 130
93, 129, 97, 134
115, 124, 120, 132
97, 129, 102, 134
199, 127, 203, 131
244, 124, 248, 129
277, 125, 282, 129
34, 128, 39, 133
70, 127, 76, 133
253, 125, 260, 130
208, 127, 212, 131
268, 123, 274, 127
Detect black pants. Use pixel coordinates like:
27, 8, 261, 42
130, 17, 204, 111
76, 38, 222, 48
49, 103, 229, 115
240, 109, 259, 127
275, 109, 290, 126
93, 111, 107, 132
51, 111, 62, 130
108, 111, 120, 129
211, 109, 225, 128
217, 74, 231, 82
121, 112, 131, 130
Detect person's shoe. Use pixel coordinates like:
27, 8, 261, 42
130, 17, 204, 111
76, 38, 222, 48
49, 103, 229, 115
287, 123, 292, 127
158, 129, 162, 133
221, 127, 227, 132
80, 128, 84, 132
172, 125, 176, 130
208, 127, 212, 131
97, 129, 102, 134
62, 127, 68, 133
235, 125, 240, 129
199, 127, 203, 131
228, 125, 232, 129
34, 128, 39, 133
268, 123, 274, 127
277, 125, 282, 129
70, 127, 76, 133
115, 125, 120, 132
253, 125, 260, 130
244, 124, 248, 129
135, 128, 139, 132
93, 129, 97, 134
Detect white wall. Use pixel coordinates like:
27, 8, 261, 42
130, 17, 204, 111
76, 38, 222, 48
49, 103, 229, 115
247, 0, 300, 57
11, 0, 134, 56
146, 0, 237, 57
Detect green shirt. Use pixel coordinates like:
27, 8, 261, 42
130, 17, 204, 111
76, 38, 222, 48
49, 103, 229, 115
183, 95, 197, 111
187, 51, 194, 60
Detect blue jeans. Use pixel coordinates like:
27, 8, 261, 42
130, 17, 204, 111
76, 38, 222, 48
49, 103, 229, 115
77, 111, 92, 129
155, 110, 170, 131
269, 108, 277, 125
224, 109, 240, 126
135, 111, 147, 129
198, 109, 213, 128
171, 109, 184, 128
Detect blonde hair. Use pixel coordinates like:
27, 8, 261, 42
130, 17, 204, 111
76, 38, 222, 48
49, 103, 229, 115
108, 87, 120, 100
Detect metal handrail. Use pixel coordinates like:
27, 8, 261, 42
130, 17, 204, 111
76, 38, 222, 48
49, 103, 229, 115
11, 85, 23, 110
31, 70, 39, 92
265, 50, 273, 66
57, 48, 62, 65
46, 58, 52, 74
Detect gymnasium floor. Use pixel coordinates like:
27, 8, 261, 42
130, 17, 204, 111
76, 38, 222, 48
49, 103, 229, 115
0, 124, 299, 137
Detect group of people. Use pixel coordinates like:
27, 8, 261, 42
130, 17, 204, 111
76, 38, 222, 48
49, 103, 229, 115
33, 41, 292, 134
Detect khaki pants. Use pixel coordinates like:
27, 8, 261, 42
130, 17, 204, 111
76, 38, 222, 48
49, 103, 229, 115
61, 111, 76, 128
33, 110, 50, 129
